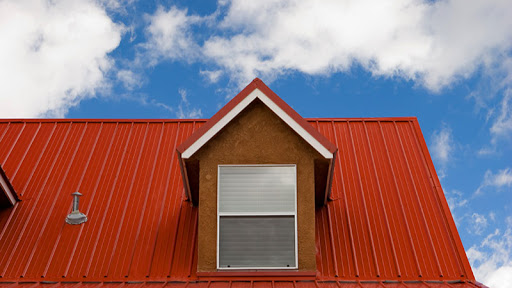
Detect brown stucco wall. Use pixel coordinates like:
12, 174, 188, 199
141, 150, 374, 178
191, 99, 321, 272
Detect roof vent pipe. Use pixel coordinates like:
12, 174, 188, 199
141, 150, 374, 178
66, 192, 87, 225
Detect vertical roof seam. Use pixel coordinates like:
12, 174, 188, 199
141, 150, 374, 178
11, 123, 42, 181
105, 123, 151, 277
167, 124, 193, 277
347, 122, 380, 277
1, 122, 68, 277
331, 122, 359, 277
17, 123, 57, 195
22, 122, 88, 277
406, 122, 454, 276
326, 205, 339, 277
63, 123, 115, 278
329, 121, 349, 277
405, 121, 451, 275
146, 122, 180, 277
126, 122, 166, 277
409, 121, 474, 279
1, 123, 26, 164
83, 123, 135, 278
377, 121, 422, 276
187, 209, 198, 277
0, 123, 11, 144
166, 191, 184, 277
362, 122, 401, 277
393, 122, 443, 277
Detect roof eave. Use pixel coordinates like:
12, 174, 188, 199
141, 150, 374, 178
0, 164, 19, 206
324, 149, 338, 205
177, 151, 193, 203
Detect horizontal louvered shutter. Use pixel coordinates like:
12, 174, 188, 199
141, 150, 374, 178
219, 216, 295, 268
218, 165, 297, 269
218, 166, 295, 214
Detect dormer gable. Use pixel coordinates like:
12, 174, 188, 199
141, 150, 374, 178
177, 78, 337, 207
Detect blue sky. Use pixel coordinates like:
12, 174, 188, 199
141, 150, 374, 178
1, 0, 511, 286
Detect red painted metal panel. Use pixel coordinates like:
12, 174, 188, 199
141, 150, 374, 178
0, 118, 476, 286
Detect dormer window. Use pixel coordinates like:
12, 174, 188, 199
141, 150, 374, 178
177, 79, 337, 273
217, 165, 297, 269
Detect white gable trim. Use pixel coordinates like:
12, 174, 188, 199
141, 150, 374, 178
181, 89, 333, 159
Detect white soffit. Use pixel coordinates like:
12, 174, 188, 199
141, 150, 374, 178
181, 89, 333, 159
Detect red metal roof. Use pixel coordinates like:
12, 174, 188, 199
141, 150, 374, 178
0, 118, 480, 288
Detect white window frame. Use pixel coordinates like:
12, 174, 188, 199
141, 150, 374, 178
216, 164, 298, 270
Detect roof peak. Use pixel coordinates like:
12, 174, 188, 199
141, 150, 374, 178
177, 78, 337, 159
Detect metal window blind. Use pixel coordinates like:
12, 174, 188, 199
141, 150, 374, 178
219, 216, 296, 268
218, 165, 297, 269
218, 166, 295, 213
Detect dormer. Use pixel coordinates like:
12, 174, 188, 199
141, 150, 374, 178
177, 79, 337, 274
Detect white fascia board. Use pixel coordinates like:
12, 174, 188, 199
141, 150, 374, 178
181, 90, 258, 159
0, 174, 16, 206
256, 91, 333, 159
182, 89, 333, 159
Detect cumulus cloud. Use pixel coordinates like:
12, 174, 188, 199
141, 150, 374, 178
430, 124, 454, 178
0, 0, 123, 117
143, 0, 512, 91
142, 6, 201, 66
467, 218, 512, 288
476, 167, 512, 195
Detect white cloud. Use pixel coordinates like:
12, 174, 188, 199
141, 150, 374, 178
143, 6, 201, 66
490, 212, 496, 222
200, 69, 223, 83
430, 124, 454, 178
179, 88, 188, 103
98, 0, 135, 12
477, 146, 497, 156
445, 189, 468, 227
467, 218, 512, 288
477, 167, 512, 195
117, 69, 142, 90
0, 0, 123, 117
175, 89, 202, 119
469, 213, 488, 235
143, 0, 512, 90
203, 0, 512, 91
119, 93, 174, 113
177, 107, 202, 119
431, 125, 454, 164
490, 90, 512, 142
446, 189, 468, 211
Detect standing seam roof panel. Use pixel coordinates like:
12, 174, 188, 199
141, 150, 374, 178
0, 119, 474, 284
